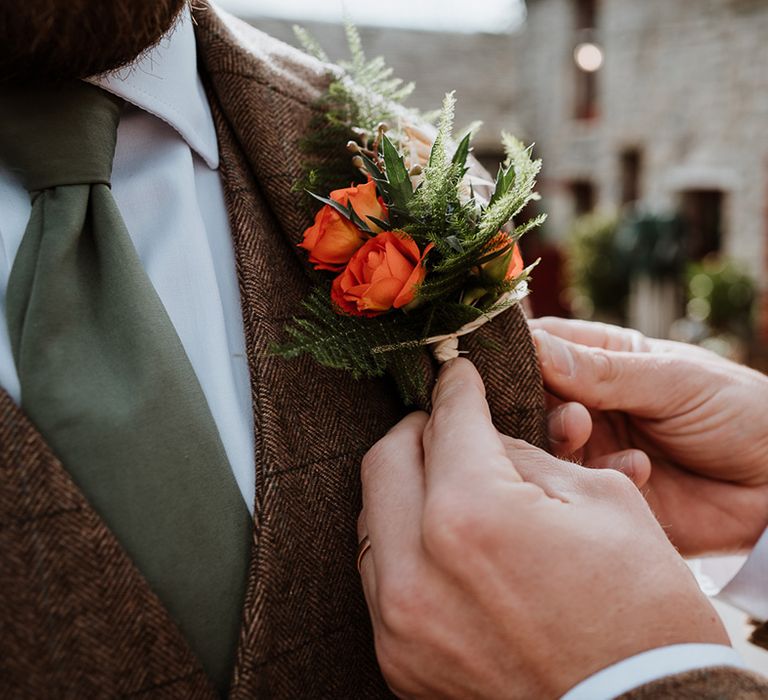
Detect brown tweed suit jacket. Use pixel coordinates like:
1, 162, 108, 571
0, 4, 765, 699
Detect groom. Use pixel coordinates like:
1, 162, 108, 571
0, 1, 547, 697
7, 3, 761, 698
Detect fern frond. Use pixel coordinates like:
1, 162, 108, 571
428, 91, 456, 174
512, 212, 548, 241
456, 120, 484, 143
293, 25, 330, 62
343, 21, 367, 74
409, 93, 467, 232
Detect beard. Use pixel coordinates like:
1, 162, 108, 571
0, 0, 187, 83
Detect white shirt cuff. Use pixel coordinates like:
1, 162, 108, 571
716, 525, 768, 621
560, 644, 744, 700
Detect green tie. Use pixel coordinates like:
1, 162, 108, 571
0, 81, 251, 696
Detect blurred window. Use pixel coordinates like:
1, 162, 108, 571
573, 0, 600, 120
570, 181, 596, 215
680, 190, 724, 260
574, 0, 598, 30
619, 148, 643, 205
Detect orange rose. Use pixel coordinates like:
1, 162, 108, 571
331, 231, 432, 317
299, 180, 388, 271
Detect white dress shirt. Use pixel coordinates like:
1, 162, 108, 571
719, 526, 768, 621
0, 5, 256, 512
0, 5, 763, 695
562, 644, 746, 700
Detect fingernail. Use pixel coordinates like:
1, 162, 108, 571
439, 358, 456, 376
616, 452, 641, 484
617, 452, 631, 473
547, 405, 567, 444
535, 331, 575, 378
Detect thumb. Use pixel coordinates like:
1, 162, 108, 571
424, 358, 523, 488
532, 328, 702, 417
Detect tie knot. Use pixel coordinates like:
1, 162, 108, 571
0, 81, 124, 192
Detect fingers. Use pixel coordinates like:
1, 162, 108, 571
423, 359, 522, 489
588, 449, 652, 488
530, 316, 728, 365
501, 436, 652, 504
529, 317, 650, 352
532, 328, 701, 417
360, 411, 428, 583
547, 401, 592, 457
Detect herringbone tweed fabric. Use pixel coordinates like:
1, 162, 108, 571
617, 667, 768, 699
3, 3, 764, 699
0, 391, 216, 698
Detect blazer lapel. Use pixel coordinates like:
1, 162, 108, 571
194, 5, 546, 697
194, 6, 405, 698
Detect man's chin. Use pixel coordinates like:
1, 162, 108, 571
0, 0, 187, 84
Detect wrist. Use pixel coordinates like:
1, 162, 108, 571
547, 585, 730, 697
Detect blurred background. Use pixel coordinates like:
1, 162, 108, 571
218, 0, 768, 670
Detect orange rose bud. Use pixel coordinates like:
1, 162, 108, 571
482, 233, 524, 283
331, 231, 432, 317
300, 206, 367, 272
506, 242, 525, 280
299, 180, 388, 272
330, 179, 388, 232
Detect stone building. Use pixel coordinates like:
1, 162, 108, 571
522, 0, 768, 293
236, 0, 768, 333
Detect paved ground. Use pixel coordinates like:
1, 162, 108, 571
712, 599, 768, 674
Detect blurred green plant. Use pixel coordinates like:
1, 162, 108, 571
686, 257, 755, 336
614, 210, 685, 279
565, 212, 628, 321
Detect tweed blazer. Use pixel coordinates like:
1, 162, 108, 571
0, 4, 765, 699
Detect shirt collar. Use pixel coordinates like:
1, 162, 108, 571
86, 5, 219, 169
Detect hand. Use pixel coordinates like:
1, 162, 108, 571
530, 317, 768, 556
358, 359, 728, 699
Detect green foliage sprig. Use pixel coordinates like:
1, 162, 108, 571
293, 22, 422, 200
